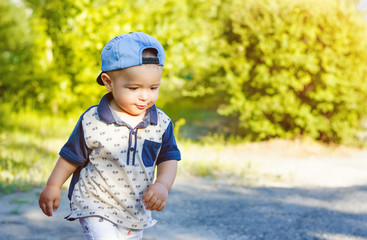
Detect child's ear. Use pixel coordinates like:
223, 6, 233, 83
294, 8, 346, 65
101, 73, 113, 92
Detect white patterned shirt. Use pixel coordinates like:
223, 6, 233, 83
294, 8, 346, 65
60, 93, 181, 229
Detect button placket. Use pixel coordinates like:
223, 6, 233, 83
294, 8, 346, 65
131, 129, 139, 166
126, 128, 140, 166
126, 129, 134, 165
125, 121, 145, 166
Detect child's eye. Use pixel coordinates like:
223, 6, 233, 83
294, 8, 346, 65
151, 87, 159, 90
128, 87, 138, 91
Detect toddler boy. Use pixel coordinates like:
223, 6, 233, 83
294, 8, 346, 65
39, 32, 181, 240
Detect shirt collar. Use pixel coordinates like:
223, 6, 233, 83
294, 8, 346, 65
97, 92, 158, 126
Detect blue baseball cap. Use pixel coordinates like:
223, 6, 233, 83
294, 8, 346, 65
96, 32, 165, 85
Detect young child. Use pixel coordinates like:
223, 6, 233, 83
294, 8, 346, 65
38, 32, 181, 240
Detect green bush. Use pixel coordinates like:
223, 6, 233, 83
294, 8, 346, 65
186, 0, 367, 144
2, 0, 367, 144
1, 0, 215, 113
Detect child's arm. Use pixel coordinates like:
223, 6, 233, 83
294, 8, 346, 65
142, 160, 178, 211
38, 156, 78, 217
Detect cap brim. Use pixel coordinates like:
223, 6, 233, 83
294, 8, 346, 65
96, 72, 104, 86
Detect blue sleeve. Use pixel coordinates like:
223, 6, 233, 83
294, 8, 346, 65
157, 121, 181, 164
59, 115, 90, 166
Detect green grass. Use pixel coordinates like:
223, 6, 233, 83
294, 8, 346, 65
176, 139, 260, 184
0, 130, 60, 193
2, 105, 367, 194
0, 107, 77, 194
0, 107, 257, 194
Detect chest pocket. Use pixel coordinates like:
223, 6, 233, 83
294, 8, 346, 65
142, 140, 162, 167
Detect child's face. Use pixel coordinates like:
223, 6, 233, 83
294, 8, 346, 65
104, 65, 162, 117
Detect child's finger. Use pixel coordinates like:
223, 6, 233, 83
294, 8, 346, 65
53, 198, 60, 212
46, 201, 54, 216
39, 197, 47, 213
156, 200, 166, 212
40, 202, 48, 216
142, 189, 153, 205
149, 199, 162, 211
145, 196, 158, 210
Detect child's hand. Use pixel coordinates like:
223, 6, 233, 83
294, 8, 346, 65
142, 182, 168, 211
38, 185, 61, 217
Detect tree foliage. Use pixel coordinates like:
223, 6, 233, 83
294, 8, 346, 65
0, 0, 48, 108
1, 0, 367, 144
185, 0, 367, 143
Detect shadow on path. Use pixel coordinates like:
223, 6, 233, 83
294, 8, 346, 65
1, 177, 367, 240
146, 178, 367, 240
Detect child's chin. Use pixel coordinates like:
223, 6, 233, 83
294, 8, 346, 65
128, 110, 146, 117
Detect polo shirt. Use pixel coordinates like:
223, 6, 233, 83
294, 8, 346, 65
60, 93, 181, 229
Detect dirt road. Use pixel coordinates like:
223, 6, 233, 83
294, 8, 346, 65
1, 142, 367, 240
1, 175, 367, 240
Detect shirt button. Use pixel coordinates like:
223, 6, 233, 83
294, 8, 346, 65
130, 148, 134, 152
132, 131, 135, 135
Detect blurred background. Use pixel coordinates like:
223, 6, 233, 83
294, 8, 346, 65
1, 0, 367, 192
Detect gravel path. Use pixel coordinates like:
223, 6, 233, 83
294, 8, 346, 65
0, 176, 367, 240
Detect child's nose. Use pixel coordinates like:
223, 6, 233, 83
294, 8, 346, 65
139, 90, 148, 101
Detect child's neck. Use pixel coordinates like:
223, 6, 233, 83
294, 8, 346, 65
114, 110, 145, 129
109, 99, 146, 128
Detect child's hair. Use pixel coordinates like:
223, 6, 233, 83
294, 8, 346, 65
140, 48, 163, 71
142, 48, 158, 58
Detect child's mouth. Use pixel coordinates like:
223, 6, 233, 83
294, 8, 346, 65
136, 105, 146, 110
